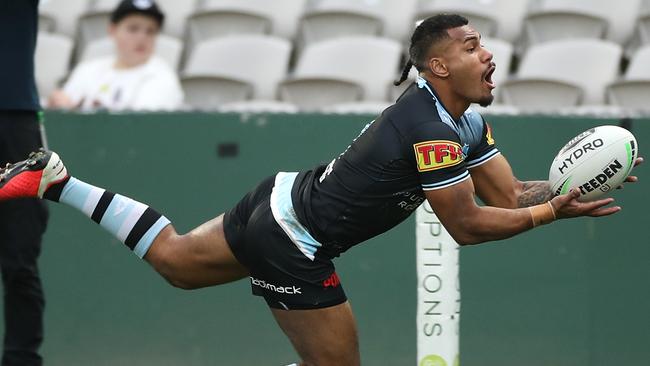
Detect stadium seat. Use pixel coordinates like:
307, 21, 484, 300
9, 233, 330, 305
38, 0, 89, 37
182, 35, 291, 105
607, 45, 650, 112
280, 36, 402, 109
181, 76, 252, 110
279, 78, 364, 111
38, 13, 57, 33
76, 10, 111, 58
640, 13, 650, 45
623, 3, 650, 57
307, 0, 419, 42
185, 9, 271, 53
155, 0, 198, 38
373, 0, 418, 41
80, 34, 183, 70
90, 0, 120, 11
415, 0, 529, 43
416, 0, 499, 38
197, 0, 306, 39
500, 39, 622, 110
35, 32, 74, 98
298, 2, 384, 46
523, 0, 640, 47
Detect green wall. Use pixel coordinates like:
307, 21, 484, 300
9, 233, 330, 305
5, 112, 647, 365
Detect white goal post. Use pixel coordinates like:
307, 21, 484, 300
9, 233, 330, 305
416, 202, 460, 366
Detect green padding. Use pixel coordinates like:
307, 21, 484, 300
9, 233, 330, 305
20, 112, 648, 365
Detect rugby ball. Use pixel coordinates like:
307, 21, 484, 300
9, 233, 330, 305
549, 125, 638, 202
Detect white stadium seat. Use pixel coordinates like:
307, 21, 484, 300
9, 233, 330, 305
186, 8, 271, 52
90, 0, 120, 11
182, 35, 292, 106
308, 0, 418, 42
80, 34, 183, 70
198, 0, 306, 39
280, 36, 402, 110
524, 0, 641, 46
279, 78, 364, 111
181, 76, 252, 109
299, 0, 384, 47
299, 3, 384, 47
416, 0, 529, 43
500, 39, 622, 110
38, 0, 89, 37
155, 0, 198, 38
38, 13, 57, 33
624, 2, 650, 56
35, 32, 74, 98
416, 0, 499, 38
76, 10, 111, 58
607, 45, 650, 112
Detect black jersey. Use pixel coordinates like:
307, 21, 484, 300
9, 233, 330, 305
282, 77, 499, 259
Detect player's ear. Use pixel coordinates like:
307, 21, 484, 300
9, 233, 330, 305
429, 58, 449, 78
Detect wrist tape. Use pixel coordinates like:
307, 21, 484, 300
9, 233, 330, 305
528, 201, 556, 227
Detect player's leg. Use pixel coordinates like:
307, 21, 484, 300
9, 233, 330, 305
271, 301, 360, 366
0, 150, 249, 288
143, 213, 249, 289
239, 189, 359, 365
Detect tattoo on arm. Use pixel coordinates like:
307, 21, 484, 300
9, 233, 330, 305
517, 181, 554, 208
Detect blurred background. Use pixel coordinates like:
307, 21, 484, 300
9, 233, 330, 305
36, 0, 650, 115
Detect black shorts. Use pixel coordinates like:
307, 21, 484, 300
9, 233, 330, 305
223, 174, 347, 310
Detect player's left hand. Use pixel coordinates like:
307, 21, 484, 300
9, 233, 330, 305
618, 157, 643, 188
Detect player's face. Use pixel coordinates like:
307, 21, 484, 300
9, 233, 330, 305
444, 26, 495, 107
110, 14, 159, 68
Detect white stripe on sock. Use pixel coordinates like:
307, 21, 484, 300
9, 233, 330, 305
82, 187, 105, 217
116, 202, 148, 243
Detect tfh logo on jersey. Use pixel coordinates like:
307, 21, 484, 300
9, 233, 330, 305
413, 140, 464, 172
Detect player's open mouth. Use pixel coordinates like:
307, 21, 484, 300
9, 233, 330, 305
483, 65, 496, 90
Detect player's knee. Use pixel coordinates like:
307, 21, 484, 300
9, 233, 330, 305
151, 236, 199, 290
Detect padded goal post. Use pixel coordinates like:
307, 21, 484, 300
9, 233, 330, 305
416, 202, 460, 366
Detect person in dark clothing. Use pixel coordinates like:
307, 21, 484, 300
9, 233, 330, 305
0, 1, 48, 365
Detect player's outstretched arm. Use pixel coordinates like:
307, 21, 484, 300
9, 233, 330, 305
469, 154, 554, 208
425, 177, 619, 246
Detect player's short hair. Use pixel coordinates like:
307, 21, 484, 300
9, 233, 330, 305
394, 14, 469, 86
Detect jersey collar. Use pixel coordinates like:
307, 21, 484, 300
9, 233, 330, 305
416, 75, 461, 133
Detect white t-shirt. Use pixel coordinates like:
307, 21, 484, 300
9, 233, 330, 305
62, 56, 183, 111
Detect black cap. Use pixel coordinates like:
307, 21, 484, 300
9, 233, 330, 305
110, 0, 165, 27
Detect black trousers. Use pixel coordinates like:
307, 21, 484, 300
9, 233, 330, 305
0, 111, 47, 366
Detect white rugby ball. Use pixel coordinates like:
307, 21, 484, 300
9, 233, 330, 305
549, 125, 638, 202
